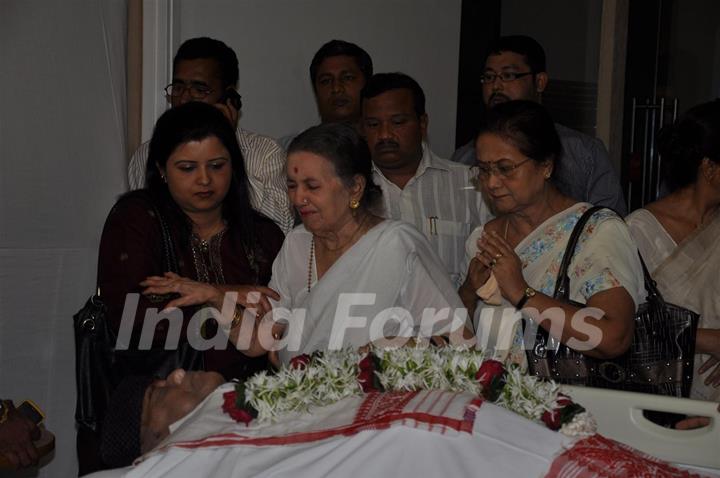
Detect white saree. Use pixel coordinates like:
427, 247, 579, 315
627, 208, 720, 401
461, 203, 645, 363
269, 220, 467, 364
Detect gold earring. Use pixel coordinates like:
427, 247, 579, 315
349, 199, 360, 210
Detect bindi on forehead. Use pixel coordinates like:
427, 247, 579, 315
293, 167, 299, 174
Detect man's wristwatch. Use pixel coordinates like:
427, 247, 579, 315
515, 287, 537, 310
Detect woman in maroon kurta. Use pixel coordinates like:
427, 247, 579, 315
97, 102, 284, 381
79, 102, 283, 475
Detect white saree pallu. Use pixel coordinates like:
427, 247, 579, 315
89, 384, 716, 478
267, 220, 468, 366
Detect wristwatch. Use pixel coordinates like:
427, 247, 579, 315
515, 287, 537, 310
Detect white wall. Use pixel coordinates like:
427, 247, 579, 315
0, 1, 127, 476
149, 0, 462, 158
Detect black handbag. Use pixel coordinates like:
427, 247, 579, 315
525, 206, 699, 397
74, 200, 204, 433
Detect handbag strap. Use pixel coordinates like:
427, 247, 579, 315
552, 206, 666, 306
636, 250, 666, 304
95, 197, 179, 299
150, 202, 180, 274
552, 205, 606, 300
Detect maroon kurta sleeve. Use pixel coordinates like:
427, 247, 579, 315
97, 193, 190, 348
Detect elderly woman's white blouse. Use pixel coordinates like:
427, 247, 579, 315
268, 220, 468, 364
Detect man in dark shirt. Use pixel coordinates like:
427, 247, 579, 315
451, 35, 626, 214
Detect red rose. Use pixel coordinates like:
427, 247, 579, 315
475, 360, 505, 389
222, 390, 254, 425
290, 354, 311, 370
227, 407, 254, 426
222, 391, 237, 412
542, 409, 562, 430
555, 394, 572, 408
542, 394, 574, 431
358, 354, 376, 392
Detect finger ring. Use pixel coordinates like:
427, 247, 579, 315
489, 258, 497, 268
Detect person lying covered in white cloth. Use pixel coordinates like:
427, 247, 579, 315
88, 368, 713, 478
92, 368, 573, 477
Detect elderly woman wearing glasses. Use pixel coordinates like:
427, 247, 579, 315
458, 100, 644, 363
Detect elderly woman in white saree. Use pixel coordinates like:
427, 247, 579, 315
627, 99, 720, 402
458, 100, 644, 364
260, 123, 468, 365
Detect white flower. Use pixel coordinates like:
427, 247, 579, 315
559, 411, 597, 437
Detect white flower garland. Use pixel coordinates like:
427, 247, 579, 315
375, 346, 487, 394
495, 365, 560, 422
244, 350, 363, 420
239, 346, 596, 436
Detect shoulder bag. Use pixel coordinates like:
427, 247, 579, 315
525, 206, 699, 397
74, 199, 204, 433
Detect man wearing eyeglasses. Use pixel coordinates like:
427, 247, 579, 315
127, 37, 294, 234
451, 35, 626, 215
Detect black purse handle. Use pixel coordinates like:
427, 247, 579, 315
552, 206, 605, 301
636, 243, 666, 304
152, 202, 180, 275
552, 205, 665, 306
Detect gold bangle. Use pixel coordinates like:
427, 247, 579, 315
230, 306, 244, 329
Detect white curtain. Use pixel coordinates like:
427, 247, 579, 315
0, 1, 127, 476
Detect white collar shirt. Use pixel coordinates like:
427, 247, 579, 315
372, 143, 493, 287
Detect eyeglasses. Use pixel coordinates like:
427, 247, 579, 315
479, 72, 534, 84
471, 158, 532, 181
164, 81, 214, 100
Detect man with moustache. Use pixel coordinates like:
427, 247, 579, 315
362, 73, 491, 287
278, 40, 373, 150
451, 35, 626, 214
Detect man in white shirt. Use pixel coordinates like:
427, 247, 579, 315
362, 73, 492, 287
128, 37, 293, 233
278, 40, 373, 151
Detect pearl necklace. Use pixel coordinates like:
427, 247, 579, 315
307, 238, 315, 293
